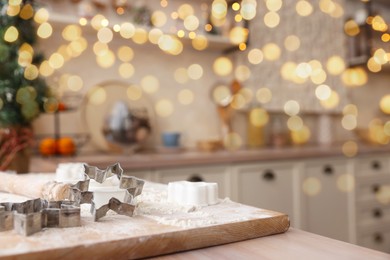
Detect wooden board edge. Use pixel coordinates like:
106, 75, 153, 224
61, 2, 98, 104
1, 214, 290, 260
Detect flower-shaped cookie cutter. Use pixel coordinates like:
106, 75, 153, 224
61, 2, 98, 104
83, 163, 145, 221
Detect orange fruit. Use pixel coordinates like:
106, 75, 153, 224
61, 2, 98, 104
58, 102, 66, 111
57, 137, 76, 155
39, 138, 57, 156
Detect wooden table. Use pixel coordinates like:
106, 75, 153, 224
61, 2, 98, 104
153, 228, 390, 260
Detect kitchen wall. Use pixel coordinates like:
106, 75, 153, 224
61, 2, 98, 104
33, 0, 232, 152
32, 0, 387, 152
344, 0, 390, 129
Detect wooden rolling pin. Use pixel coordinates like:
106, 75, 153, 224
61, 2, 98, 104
0, 172, 73, 201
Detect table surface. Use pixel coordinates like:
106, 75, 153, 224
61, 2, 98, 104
152, 228, 390, 260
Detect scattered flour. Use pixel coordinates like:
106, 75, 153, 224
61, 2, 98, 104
0, 178, 278, 257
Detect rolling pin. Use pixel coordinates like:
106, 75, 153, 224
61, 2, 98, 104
0, 171, 73, 201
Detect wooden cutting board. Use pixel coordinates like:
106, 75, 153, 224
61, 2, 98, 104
0, 182, 290, 260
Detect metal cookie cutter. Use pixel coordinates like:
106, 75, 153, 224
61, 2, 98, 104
83, 163, 145, 221
0, 175, 91, 236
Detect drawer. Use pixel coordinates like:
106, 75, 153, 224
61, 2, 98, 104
155, 166, 228, 198
356, 203, 390, 227
235, 162, 296, 226
355, 176, 390, 203
358, 227, 390, 254
355, 156, 390, 177
304, 160, 348, 176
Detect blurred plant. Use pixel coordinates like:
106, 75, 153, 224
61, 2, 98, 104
0, 0, 51, 127
0, 0, 51, 171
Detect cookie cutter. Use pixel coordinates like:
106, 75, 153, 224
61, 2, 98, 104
0, 175, 91, 236
84, 163, 145, 221
0, 162, 144, 235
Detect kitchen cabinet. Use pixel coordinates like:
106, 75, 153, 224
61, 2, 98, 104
32, 149, 390, 253
232, 162, 299, 228
354, 155, 390, 253
155, 165, 230, 198
300, 158, 353, 243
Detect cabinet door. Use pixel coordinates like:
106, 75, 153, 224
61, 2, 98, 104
235, 162, 296, 225
155, 165, 229, 198
301, 159, 352, 242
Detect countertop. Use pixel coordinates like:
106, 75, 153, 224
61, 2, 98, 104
31, 143, 390, 172
152, 228, 390, 260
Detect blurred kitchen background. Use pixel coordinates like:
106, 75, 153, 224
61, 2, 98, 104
29, 0, 390, 152
2, 0, 390, 254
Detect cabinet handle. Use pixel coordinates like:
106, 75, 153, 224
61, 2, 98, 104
372, 184, 381, 194
374, 233, 384, 244
372, 208, 383, 218
323, 165, 334, 175
262, 170, 275, 181
187, 175, 204, 182
371, 161, 381, 170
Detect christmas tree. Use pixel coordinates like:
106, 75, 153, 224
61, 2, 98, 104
0, 0, 49, 127
0, 0, 50, 171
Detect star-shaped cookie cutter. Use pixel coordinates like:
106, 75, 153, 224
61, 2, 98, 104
0, 162, 144, 235
0, 174, 91, 236
83, 163, 145, 221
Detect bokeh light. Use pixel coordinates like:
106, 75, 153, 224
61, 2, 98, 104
117, 46, 134, 62
315, 85, 332, 101
380, 95, 390, 114
212, 84, 232, 106
155, 99, 174, 117
284, 35, 300, 52
302, 177, 321, 196
266, 0, 282, 12
4, 26, 18, 42
89, 87, 107, 106
213, 56, 233, 76
264, 11, 280, 28
235, 65, 251, 82
342, 141, 358, 157
320, 90, 340, 109
37, 23, 52, 39
337, 174, 355, 193
187, 64, 203, 80
178, 89, 194, 105
256, 88, 272, 104
249, 108, 269, 127
223, 132, 243, 150
174, 67, 189, 84
127, 85, 142, 101
291, 125, 311, 144
141, 75, 160, 94
326, 55, 345, 75
296, 0, 313, 17
262, 43, 281, 61
118, 63, 135, 79
248, 48, 264, 64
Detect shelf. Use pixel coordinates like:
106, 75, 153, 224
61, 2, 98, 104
45, 1, 240, 53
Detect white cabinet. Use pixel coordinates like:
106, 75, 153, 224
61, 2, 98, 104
354, 155, 390, 253
300, 158, 353, 242
233, 162, 299, 227
155, 165, 230, 198
118, 152, 390, 254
